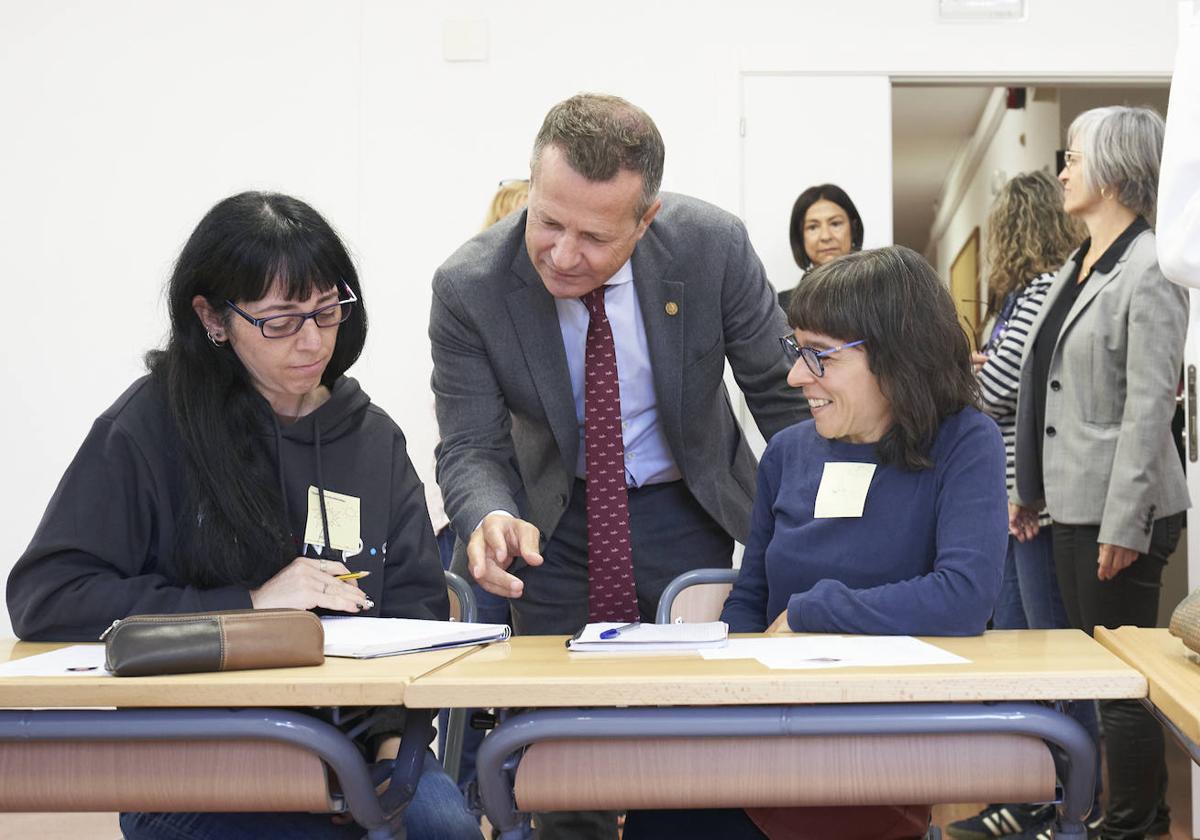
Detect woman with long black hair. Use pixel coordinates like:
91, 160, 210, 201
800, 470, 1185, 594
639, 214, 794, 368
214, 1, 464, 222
7, 191, 480, 840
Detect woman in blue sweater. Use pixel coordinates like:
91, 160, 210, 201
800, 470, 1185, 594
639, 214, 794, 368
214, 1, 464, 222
724, 245, 1006, 640
626, 246, 1008, 840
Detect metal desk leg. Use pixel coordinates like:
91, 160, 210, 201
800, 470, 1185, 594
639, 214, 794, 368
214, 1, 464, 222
1142, 697, 1200, 767
0, 708, 402, 840
474, 702, 1096, 839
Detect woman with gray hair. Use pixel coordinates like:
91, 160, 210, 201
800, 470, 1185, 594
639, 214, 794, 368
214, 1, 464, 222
1011, 106, 1189, 839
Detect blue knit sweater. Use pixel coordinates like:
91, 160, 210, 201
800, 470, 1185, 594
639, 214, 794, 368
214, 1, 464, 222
721, 407, 1007, 635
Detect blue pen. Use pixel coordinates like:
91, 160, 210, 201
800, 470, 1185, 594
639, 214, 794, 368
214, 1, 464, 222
599, 620, 641, 640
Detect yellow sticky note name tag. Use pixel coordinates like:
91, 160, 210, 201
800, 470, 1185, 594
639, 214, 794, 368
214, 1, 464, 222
304, 486, 362, 553
813, 462, 876, 519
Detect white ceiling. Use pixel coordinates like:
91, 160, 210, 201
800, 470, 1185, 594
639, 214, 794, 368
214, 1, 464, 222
891, 85, 996, 255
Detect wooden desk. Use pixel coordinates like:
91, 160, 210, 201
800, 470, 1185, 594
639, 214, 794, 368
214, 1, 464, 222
0, 639, 473, 707
405, 630, 1141, 840
404, 629, 1145, 709
1096, 626, 1200, 762
0, 640, 478, 840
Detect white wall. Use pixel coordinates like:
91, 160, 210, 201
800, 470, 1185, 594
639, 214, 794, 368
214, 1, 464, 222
742, 74, 895, 294
0, 0, 1183, 637
932, 89, 1063, 295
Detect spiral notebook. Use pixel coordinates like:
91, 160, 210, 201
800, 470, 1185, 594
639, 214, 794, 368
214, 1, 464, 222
567, 621, 729, 653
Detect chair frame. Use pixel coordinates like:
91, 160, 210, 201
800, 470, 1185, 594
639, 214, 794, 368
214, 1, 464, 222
0, 706, 434, 840
655, 567, 739, 624
475, 702, 1093, 840
441, 569, 476, 782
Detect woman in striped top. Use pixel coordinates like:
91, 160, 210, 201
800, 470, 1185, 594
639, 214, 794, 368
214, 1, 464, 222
977, 170, 1084, 631
948, 171, 1094, 840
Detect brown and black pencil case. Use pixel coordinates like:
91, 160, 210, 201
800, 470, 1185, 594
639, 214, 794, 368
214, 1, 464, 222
101, 608, 324, 677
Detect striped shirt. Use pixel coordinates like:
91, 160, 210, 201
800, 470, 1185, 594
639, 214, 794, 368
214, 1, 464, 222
977, 273, 1055, 524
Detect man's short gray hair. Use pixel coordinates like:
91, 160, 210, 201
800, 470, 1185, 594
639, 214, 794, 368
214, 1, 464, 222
1067, 105, 1164, 218
530, 93, 665, 218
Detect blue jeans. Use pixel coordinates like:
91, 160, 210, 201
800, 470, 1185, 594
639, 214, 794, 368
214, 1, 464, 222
992, 530, 1069, 630
118, 750, 480, 840
436, 526, 456, 571
992, 531, 1102, 811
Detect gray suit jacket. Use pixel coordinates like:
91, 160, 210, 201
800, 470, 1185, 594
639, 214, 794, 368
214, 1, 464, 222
430, 193, 809, 548
1012, 228, 1189, 552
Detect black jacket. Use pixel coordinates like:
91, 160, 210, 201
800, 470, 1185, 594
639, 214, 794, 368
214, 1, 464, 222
8, 374, 448, 641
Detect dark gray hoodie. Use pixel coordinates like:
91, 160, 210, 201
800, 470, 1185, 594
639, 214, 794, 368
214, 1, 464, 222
9, 374, 448, 641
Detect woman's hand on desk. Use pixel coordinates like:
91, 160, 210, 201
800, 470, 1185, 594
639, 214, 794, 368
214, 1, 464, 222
468, 514, 543, 597
249, 556, 372, 613
766, 610, 792, 634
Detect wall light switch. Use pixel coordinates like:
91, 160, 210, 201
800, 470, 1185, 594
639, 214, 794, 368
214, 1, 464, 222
443, 18, 488, 62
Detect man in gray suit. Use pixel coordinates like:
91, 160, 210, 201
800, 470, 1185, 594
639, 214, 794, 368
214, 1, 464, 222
431, 94, 806, 645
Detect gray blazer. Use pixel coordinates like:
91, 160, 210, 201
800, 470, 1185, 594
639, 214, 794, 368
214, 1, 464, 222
1012, 228, 1189, 552
430, 193, 809, 548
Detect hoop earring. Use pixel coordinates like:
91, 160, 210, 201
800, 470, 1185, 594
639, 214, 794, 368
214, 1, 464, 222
206, 330, 227, 348
1100, 186, 1113, 201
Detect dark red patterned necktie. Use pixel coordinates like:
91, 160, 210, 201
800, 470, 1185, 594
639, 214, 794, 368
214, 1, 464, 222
581, 286, 639, 622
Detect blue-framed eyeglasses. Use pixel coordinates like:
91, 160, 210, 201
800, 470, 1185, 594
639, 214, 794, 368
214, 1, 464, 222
779, 335, 865, 378
226, 282, 358, 339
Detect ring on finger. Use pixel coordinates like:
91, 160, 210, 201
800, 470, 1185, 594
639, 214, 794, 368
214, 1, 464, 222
319, 559, 328, 573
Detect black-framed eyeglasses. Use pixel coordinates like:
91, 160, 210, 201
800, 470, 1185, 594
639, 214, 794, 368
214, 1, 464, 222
779, 335, 865, 378
225, 281, 358, 339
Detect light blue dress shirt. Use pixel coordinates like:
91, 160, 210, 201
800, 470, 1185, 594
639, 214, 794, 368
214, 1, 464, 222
555, 259, 681, 488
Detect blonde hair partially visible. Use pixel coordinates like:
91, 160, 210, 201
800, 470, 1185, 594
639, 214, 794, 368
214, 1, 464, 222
483, 180, 530, 230
985, 170, 1084, 312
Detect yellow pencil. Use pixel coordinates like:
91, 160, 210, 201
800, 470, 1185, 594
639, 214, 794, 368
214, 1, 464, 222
335, 571, 370, 581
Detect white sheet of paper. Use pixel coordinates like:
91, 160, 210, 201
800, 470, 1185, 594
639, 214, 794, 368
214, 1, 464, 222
813, 462, 876, 518
700, 635, 968, 670
0, 645, 109, 677
700, 637, 847, 668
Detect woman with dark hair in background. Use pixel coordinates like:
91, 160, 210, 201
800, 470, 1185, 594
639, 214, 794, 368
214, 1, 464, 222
947, 171, 1099, 840
778, 183, 865, 310
625, 246, 1007, 840
7, 192, 480, 840
1011, 106, 1188, 839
